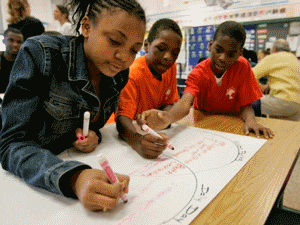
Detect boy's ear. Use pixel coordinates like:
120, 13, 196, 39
208, 40, 213, 52
81, 16, 91, 38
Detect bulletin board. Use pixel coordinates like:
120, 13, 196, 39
188, 25, 215, 68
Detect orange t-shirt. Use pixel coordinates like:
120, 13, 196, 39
116, 56, 179, 120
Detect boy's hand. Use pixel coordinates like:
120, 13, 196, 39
137, 133, 169, 159
73, 128, 99, 153
137, 109, 172, 130
72, 169, 129, 211
244, 120, 274, 139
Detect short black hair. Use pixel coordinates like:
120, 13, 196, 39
243, 48, 257, 63
213, 21, 246, 47
198, 57, 207, 64
3, 27, 22, 37
147, 18, 182, 44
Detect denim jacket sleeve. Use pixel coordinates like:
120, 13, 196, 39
0, 39, 91, 197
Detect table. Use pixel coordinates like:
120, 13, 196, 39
177, 109, 300, 224
1, 109, 300, 225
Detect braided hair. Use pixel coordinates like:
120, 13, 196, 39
67, 0, 146, 35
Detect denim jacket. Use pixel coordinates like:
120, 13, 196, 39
0, 35, 128, 197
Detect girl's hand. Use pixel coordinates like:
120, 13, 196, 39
244, 119, 274, 139
72, 169, 129, 211
73, 128, 99, 153
137, 109, 172, 130
138, 133, 169, 159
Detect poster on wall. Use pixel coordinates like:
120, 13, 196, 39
145, 0, 300, 27
188, 25, 214, 68
244, 25, 256, 51
256, 22, 290, 50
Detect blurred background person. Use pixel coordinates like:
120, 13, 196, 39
257, 48, 270, 63
53, 5, 75, 36
253, 39, 300, 121
7, 0, 44, 41
0, 27, 24, 93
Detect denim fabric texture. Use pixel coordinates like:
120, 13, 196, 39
0, 35, 129, 196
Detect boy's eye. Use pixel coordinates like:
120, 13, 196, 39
172, 51, 179, 57
131, 49, 138, 55
216, 48, 222, 53
157, 46, 165, 52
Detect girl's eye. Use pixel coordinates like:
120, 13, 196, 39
110, 38, 121, 46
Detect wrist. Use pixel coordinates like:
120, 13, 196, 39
71, 168, 89, 198
59, 166, 90, 199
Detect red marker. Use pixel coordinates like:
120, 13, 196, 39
98, 154, 128, 203
141, 124, 175, 150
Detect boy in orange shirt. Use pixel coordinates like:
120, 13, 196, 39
116, 18, 182, 159
139, 21, 274, 139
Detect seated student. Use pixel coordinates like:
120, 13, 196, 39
116, 18, 182, 159
0, 27, 24, 93
253, 39, 300, 121
0, 0, 146, 211
138, 21, 274, 139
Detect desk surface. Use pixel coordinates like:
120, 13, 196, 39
177, 109, 300, 224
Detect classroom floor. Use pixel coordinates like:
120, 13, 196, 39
265, 207, 300, 225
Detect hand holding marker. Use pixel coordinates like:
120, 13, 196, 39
78, 111, 90, 141
142, 124, 175, 150
98, 154, 128, 204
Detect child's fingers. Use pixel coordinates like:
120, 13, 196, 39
142, 135, 167, 150
243, 124, 250, 135
75, 128, 83, 138
144, 149, 163, 158
253, 128, 260, 138
84, 193, 120, 211
95, 180, 123, 199
158, 132, 170, 141
116, 175, 130, 193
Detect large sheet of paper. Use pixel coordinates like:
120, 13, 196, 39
0, 124, 266, 225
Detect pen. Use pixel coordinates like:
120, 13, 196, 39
97, 153, 128, 203
141, 124, 175, 150
78, 111, 90, 141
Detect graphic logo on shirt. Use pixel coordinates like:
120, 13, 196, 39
226, 87, 236, 100
165, 89, 171, 100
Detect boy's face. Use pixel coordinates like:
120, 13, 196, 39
3, 31, 24, 57
209, 34, 242, 75
146, 30, 182, 75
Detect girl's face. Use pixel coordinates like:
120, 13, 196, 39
82, 10, 145, 77
53, 7, 62, 21
146, 30, 182, 75
209, 34, 242, 76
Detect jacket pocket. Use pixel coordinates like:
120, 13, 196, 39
44, 98, 81, 121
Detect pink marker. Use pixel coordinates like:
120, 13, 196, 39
142, 124, 175, 150
78, 111, 90, 141
97, 154, 128, 203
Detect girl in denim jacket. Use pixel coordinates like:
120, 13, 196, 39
0, 0, 146, 211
